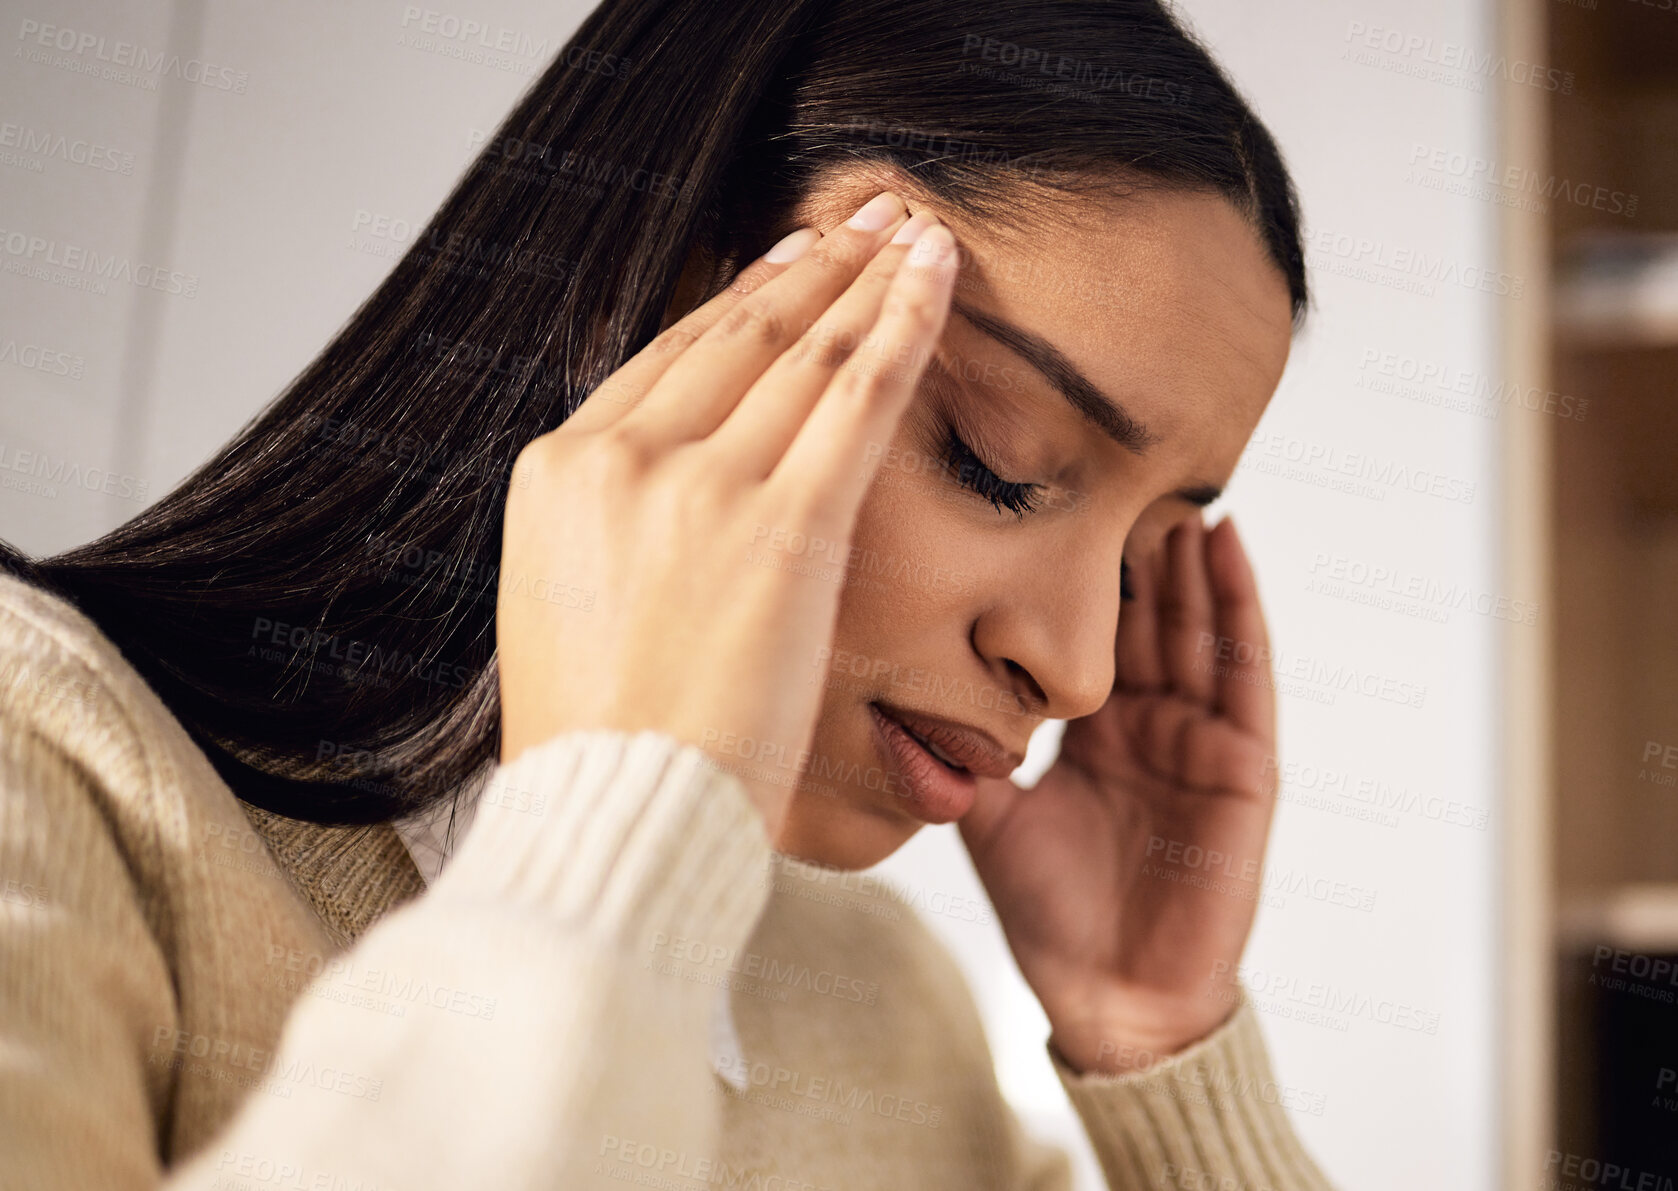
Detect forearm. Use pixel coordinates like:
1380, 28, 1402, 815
165, 729, 773, 1191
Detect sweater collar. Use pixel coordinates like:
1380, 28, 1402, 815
241, 806, 428, 949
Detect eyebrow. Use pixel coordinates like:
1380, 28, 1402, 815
949, 298, 1223, 508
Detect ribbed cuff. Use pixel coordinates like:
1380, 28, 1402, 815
427, 729, 773, 958
1049, 992, 1334, 1191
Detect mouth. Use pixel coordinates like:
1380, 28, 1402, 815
864, 700, 1025, 826
869, 700, 1024, 780
895, 718, 969, 771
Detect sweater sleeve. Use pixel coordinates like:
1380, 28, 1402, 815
0, 709, 183, 1190
1046, 994, 1338, 1191
2, 719, 773, 1191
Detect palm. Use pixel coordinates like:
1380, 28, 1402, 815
958, 517, 1279, 1067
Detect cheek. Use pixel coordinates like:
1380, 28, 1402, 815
828, 419, 982, 656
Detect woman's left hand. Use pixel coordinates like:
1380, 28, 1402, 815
957, 515, 1279, 1075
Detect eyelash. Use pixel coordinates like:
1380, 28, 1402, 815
938, 426, 1045, 518
936, 423, 1136, 601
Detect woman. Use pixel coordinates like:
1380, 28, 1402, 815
0, 0, 1333, 1187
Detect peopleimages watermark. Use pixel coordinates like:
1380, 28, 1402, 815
15, 17, 250, 92
302, 410, 523, 490
1406, 143, 1637, 218
707, 1055, 944, 1130
0, 225, 198, 297
213, 1149, 398, 1191
1305, 549, 1539, 627
0, 442, 149, 503
699, 726, 911, 804
464, 130, 680, 200
1588, 945, 1678, 1004
1640, 739, 1678, 788
764, 852, 994, 927
745, 522, 976, 597
1141, 835, 1378, 913
1340, 20, 1574, 94
1354, 345, 1589, 423
865, 436, 1093, 514
1542, 1150, 1677, 1191
0, 656, 102, 713
0, 876, 49, 910
1307, 227, 1527, 300
148, 1025, 383, 1102
593, 1135, 835, 1191
1262, 754, 1489, 832
1194, 631, 1428, 710
263, 943, 499, 1021
0, 337, 85, 381
812, 645, 1031, 719
645, 932, 880, 1006
957, 34, 1193, 105
0, 120, 135, 175
838, 119, 1080, 187
407, 328, 570, 402
1656, 1069, 1678, 1116
1212, 960, 1442, 1035
1238, 428, 1477, 506
246, 616, 475, 693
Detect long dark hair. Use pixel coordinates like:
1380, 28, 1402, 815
1, 0, 1308, 826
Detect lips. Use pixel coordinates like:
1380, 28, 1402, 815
869, 700, 1025, 781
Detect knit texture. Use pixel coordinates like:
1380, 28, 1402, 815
0, 572, 1337, 1190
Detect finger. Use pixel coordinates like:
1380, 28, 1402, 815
1160, 516, 1218, 705
562, 225, 824, 436
1114, 542, 1166, 693
769, 223, 957, 535
1206, 515, 1276, 739
626, 191, 912, 445
715, 211, 942, 477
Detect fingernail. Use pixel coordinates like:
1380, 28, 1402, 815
764, 226, 819, 263
889, 212, 937, 245
908, 223, 956, 264
846, 191, 905, 230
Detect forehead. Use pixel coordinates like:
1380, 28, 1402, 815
948, 185, 1295, 453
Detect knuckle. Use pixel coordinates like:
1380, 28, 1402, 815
879, 290, 937, 333
803, 235, 869, 278
724, 264, 771, 299
829, 357, 885, 405
509, 436, 554, 489
648, 321, 702, 358
594, 423, 659, 473
793, 324, 858, 371
764, 481, 827, 534
715, 301, 788, 348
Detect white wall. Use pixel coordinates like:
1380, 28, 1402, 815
1, 2, 1505, 1187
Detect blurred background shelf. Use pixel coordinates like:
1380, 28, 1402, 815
1538, 1, 1678, 1180
1559, 885, 1678, 953
1555, 233, 1678, 349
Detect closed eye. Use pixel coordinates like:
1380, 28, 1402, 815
938, 426, 1044, 517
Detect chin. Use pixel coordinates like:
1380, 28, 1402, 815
767, 695, 990, 870
771, 782, 924, 870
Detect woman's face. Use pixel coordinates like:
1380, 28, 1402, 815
697, 171, 1296, 869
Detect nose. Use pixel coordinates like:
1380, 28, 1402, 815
969, 529, 1126, 723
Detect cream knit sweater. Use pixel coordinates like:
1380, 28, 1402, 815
0, 571, 1337, 1190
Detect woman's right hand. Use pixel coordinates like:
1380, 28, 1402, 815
494, 190, 957, 839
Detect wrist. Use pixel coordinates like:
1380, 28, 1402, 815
1046, 988, 1241, 1076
